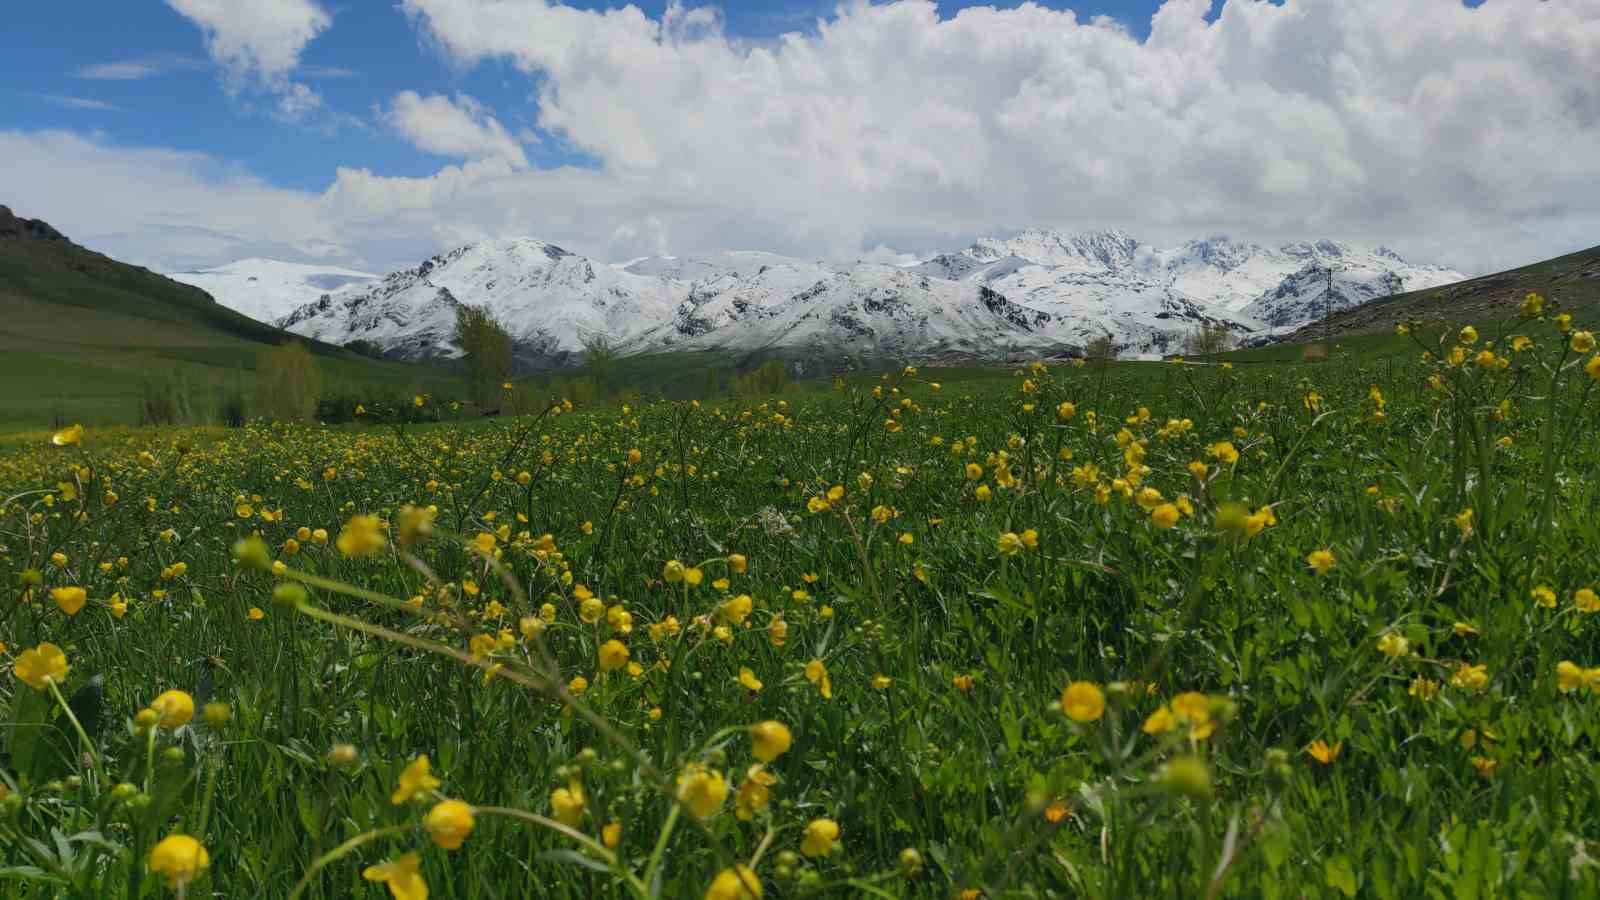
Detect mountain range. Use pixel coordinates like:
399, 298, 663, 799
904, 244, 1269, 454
175, 228, 1466, 364
167, 258, 378, 324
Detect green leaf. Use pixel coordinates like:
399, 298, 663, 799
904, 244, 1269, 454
537, 849, 614, 875
1325, 854, 1358, 897
296, 791, 323, 839
0, 866, 68, 886
10, 685, 65, 784
52, 676, 103, 752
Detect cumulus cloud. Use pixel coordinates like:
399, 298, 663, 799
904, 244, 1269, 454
386, 0, 1600, 271
385, 92, 531, 168
9, 1, 1600, 275
165, 0, 332, 118
0, 130, 342, 271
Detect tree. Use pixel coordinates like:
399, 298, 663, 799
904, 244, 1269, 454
253, 341, 322, 422
343, 339, 384, 358
456, 304, 513, 409
582, 334, 617, 393
1184, 321, 1234, 359
732, 360, 790, 396
1086, 333, 1118, 368
701, 367, 723, 399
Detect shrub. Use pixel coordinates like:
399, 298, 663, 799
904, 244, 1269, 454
253, 342, 322, 422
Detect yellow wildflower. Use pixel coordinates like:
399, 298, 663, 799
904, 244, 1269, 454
1059, 681, 1106, 723
392, 755, 442, 805
148, 834, 209, 888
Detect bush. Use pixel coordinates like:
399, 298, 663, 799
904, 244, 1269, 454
315, 393, 364, 424
140, 371, 198, 426
217, 389, 247, 428
343, 339, 385, 359
253, 342, 322, 423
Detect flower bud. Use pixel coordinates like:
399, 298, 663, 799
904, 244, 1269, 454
1264, 748, 1292, 790
272, 582, 308, 609
233, 536, 272, 571
203, 702, 231, 728
1160, 756, 1212, 800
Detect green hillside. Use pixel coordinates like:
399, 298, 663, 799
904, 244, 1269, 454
0, 205, 459, 428
1282, 243, 1600, 343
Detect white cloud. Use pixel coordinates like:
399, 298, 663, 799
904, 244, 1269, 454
38, 95, 122, 112
299, 65, 358, 79
165, 0, 331, 119
276, 82, 324, 120
0, 130, 340, 271
76, 54, 205, 80
386, 0, 1600, 272
384, 92, 530, 168
10, 0, 1600, 277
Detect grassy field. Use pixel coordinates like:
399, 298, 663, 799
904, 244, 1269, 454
1, 301, 1598, 898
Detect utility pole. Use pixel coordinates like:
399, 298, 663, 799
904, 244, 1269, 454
1312, 262, 1337, 342
1321, 264, 1334, 345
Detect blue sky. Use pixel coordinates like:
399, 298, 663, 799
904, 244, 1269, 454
0, 0, 1575, 278
7, 1, 1221, 192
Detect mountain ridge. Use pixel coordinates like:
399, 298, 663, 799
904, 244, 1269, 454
168, 258, 379, 324
193, 227, 1466, 365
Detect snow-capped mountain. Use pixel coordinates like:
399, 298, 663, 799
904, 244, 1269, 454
635, 263, 1063, 360
252, 228, 1463, 364
279, 238, 683, 364
167, 258, 378, 324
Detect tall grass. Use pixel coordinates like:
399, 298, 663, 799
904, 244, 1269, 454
1, 302, 1598, 897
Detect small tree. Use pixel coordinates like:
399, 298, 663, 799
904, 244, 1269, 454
1184, 321, 1234, 359
582, 334, 618, 393
456, 304, 513, 409
253, 341, 322, 422
1086, 333, 1117, 368
701, 367, 723, 399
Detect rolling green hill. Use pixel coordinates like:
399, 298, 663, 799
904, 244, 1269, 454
1282, 243, 1600, 343
0, 205, 459, 429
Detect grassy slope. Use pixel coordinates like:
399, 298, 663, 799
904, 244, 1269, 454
0, 220, 459, 429
1280, 243, 1600, 343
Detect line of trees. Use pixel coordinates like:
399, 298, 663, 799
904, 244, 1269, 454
137, 306, 807, 427
1183, 321, 1234, 358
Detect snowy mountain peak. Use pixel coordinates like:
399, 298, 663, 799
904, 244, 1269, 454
1168, 236, 1264, 272
167, 258, 378, 323
1282, 239, 1357, 260
278, 236, 683, 365
197, 228, 1466, 365
965, 227, 1140, 270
